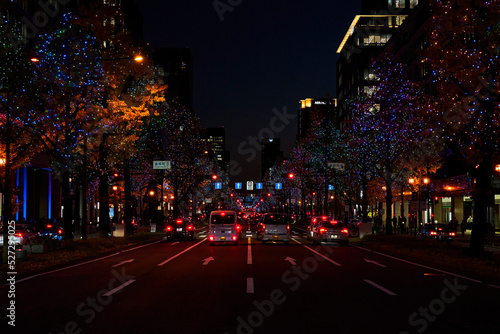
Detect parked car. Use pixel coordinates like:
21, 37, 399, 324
417, 224, 455, 241
312, 220, 349, 246
39, 223, 65, 240
0, 223, 39, 247
307, 216, 334, 240
165, 218, 196, 241
261, 213, 291, 245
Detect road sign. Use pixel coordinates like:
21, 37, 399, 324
328, 162, 345, 171
275, 183, 282, 190
215, 182, 222, 189
256, 183, 263, 190
235, 182, 242, 190
153, 160, 171, 170
246, 181, 254, 191
328, 185, 334, 190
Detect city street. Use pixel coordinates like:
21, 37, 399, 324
2, 227, 499, 334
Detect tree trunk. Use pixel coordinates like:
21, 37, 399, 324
385, 180, 393, 235
469, 157, 492, 256
124, 158, 134, 237
61, 171, 74, 241
98, 136, 110, 238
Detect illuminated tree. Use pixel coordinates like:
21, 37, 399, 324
0, 15, 42, 262
353, 61, 439, 234
425, 0, 500, 255
28, 13, 106, 240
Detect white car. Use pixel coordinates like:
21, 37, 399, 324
261, 213, 291, 245
313, 220, 349, 246
0, 224, 38, 247
209, 211, 241, 246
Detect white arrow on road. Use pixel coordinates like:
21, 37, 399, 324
202, 257, 215, 265
364, 259, 387, 267
285, 257, 297, 266
112, 259, 135, 268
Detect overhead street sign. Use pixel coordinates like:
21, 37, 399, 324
247, 181, 254, 191
153, 161, 171, 170
275, 183, 282, 190
328, 162, 345, 171
235, 183, 242, 190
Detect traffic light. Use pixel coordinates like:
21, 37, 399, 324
212, 174, 218, 180
288, 173, 295, 179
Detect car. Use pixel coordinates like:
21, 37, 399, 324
312, 220, 349, 246
208, 210, 241, 246
307, 216, 334, 240
0, 224, 39, 247
261, 213, 291, 245
165, 218, 196, 241
39, 223, 65, 240
417, 224, 455, 241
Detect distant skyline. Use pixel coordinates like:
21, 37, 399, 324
136, 0, 361, 182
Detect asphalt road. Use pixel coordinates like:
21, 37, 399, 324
2, 227, 500, 334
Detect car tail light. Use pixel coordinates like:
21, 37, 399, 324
287, 225, 290, 231
449, 232, 455, 236
16, 233, 23, 237
232, 235, 237, 241
319, 228, 327, 233
187, 225, 193, 231
176, 219, 183, 224
236, 224, 241, 231
166, 226, 172, 232
47, 224, 52, 229
209, 235, 215, 241
341, 228, 349, 234
430, 231, 437, 236
58, 229, 63, 234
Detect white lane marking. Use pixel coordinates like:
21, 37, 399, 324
171, 242, 179, 246
247, 277, 254, 293
158, 238, 207, 266
364, 259, 387, 268
354, 245, 483, 284
112, 259, 135, 268
16, 252, 120, 283
364, 279, 397, 296
293, 238, 342, 266
247, 237, 252, 265
121, 240, 164, 253
103, 279, 136, 297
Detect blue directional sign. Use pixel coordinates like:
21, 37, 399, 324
256, 183, 263, 190
275, 183, 282, 190
328, 185, 334, 190
215, 182, 222, 190
235, 182, 242, 190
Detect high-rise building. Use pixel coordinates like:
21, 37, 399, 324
203, 127, 230, 171
336, 0, 418, 128
261, 138, 282, 180
153, 48, 193, 109
297, 97, 337, 143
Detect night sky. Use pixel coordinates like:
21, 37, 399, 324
135, 0, 361, 182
